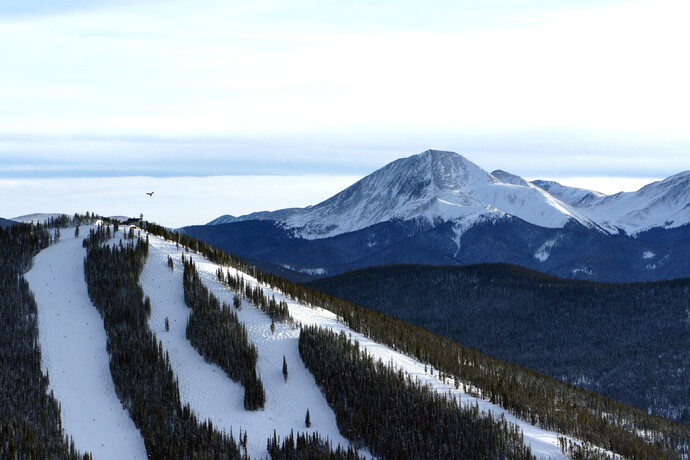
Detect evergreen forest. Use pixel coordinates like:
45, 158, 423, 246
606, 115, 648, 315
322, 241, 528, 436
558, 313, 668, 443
0, 218, 90, 459
183, 257, 265, 410
83, 225, 243, 459
307, 263, 690, 424
299, 325, 535, 459
140, 220, 689, 459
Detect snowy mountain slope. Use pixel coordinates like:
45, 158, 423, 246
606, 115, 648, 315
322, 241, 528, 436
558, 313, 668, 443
492, 169, 531, 187
281, 150, 597, 239
204, 150, 597, 239
531, 180, 605, 207
207, 208, 303, 226
25, 227, 147, 460
140, 230, 588, 459
206, 151, 689, 240
574, 171, 690, 234
532, 172, 690, 234
140, 233, 356, 459
18, 218, 655, 458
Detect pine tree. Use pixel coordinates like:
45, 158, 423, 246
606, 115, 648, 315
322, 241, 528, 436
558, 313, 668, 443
283, 356, 288, 382
305, 409, 311, 428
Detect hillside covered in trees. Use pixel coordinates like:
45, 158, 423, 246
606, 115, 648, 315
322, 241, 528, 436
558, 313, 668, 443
145, 219, 690, 459
308, 263, 690, 424
0, 217, 90, 459
3, 214, 690, 459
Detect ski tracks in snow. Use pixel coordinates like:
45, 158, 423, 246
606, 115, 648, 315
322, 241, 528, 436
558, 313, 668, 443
185, 240, 571, 460
27, 227, 577, 460
26, 228, 147, 460
141, 235, 355, 459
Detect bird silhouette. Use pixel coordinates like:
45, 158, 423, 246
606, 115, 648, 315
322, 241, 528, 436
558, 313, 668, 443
146, 191, 155, 197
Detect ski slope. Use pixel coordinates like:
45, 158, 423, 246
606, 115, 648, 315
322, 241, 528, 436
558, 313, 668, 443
144, 231, 574, 459
25, 225, 609, 459
25, 227, 147, 460
140, 232, 358, 459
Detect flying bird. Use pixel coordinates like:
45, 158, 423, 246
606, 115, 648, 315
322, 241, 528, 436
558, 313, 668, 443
146, 191, 155, 197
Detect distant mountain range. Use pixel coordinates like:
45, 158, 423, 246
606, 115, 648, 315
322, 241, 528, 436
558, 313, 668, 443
0, 217, 17, 229
187, 150, 690, 282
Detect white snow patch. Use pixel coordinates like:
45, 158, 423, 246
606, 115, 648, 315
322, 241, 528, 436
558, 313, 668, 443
534, 238, 559, 262
643, 251, 655, 259
25, 227, 147, 460
300, 267, 326, 276
646, 254, 669, 270
571, 267, 594, 276
281, 264, 326, 276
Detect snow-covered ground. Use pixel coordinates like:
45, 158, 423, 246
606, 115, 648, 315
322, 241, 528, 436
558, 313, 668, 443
144, 231, 572, 459
25, 227, 147, 460
140, 232, 358, 459
25, 225, 609, 460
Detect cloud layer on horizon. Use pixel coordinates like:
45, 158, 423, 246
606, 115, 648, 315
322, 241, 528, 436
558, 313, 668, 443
1, 0, 688, 184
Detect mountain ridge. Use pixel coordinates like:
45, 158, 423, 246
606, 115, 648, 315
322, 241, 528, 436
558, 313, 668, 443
190, 149, 690, 283
207, 150, 689, 237
210, 150, 601, 238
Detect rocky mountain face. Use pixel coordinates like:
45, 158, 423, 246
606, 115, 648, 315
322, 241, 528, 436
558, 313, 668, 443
188, 150, 690, 282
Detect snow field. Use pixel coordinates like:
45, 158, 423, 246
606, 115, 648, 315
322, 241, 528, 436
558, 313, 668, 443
141, 233, 358, 459
25, 227, 148, 460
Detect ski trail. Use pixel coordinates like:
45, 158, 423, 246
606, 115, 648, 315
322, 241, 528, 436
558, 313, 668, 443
26, 228, 147, 460
141, 233, 357, 459
191, 246, 571, 460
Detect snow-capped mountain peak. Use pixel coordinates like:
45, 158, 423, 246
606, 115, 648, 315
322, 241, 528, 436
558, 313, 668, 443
575, 170, 690, 234
284, 150, 597, 239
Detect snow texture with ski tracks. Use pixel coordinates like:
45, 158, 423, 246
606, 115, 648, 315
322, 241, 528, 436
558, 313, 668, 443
27, 224, 613, 459
26, 227, 148, 460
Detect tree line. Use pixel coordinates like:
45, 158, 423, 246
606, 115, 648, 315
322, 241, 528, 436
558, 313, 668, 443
128, 218, 690, 459
83, 225, 244, 459
183, 257, 265, 410
217, 266, 291, 323
266, 430, 364, 460
0, 218, 91, 459
299, 325, 535, 459
308, 263, 690, 424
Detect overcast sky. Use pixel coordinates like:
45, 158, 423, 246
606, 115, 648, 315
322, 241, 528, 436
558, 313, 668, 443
1, 0, 689, 226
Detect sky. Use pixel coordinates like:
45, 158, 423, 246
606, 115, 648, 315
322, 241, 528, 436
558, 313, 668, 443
1, 0, 689, 227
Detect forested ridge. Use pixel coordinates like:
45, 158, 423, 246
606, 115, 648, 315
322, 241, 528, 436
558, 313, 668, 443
215, 266, 291, 323
5, 214, 687, 457
300, 325, 535, 460
183, 257, 265, 410
139, 219, 690, 459
0, 217, 90, 459
307, 263, 690, 424
83, 225, 243, 459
